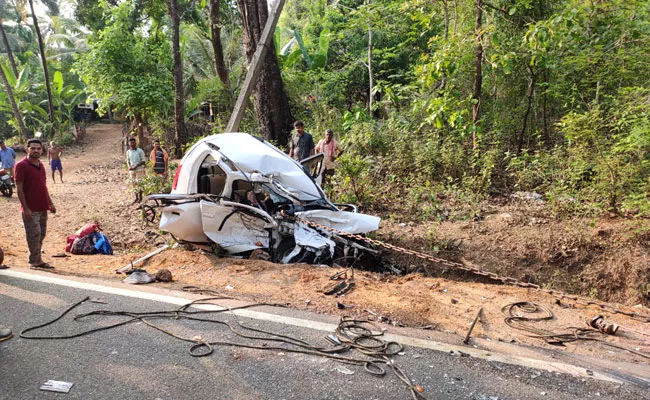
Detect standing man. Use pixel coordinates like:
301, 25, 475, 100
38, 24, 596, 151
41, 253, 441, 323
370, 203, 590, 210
15, 139, 56, 270
126, 137, 146, 203
0, 139, 16, 178
150, 139, 169, 178
47, 141, 64, 183
315, 129, 344, 186
288, 120, 315, 162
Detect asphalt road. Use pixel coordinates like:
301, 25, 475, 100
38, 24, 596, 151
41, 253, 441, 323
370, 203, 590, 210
1, 271, 648, 400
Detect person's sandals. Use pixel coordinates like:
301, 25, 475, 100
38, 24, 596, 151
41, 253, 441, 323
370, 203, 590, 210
30, 263, 54, 270
0, 265, 9, 270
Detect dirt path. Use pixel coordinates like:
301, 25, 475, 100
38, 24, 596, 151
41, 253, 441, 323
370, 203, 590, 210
1, 124, 649, 372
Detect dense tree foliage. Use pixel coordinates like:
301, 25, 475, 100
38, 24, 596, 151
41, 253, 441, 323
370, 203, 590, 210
1, 0, 649, 216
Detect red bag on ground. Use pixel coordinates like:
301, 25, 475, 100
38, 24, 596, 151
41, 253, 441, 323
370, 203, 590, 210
66, 235, 78, 253
75, 223, 102, 238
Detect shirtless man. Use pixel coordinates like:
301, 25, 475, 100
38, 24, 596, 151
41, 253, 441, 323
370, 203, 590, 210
47, 141, 63, 183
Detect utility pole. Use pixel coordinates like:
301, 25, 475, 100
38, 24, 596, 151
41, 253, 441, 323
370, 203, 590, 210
226, 0, 286, 133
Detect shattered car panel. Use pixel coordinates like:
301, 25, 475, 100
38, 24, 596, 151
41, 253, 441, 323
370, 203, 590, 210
145, 133, 381, 266
200, 199, 272, 253
295, 210, 379, 234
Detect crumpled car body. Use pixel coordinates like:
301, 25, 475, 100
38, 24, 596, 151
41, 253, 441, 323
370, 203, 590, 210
145, 133, 381, 265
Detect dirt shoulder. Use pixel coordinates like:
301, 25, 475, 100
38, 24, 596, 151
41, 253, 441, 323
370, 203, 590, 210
1, 124, 649, 371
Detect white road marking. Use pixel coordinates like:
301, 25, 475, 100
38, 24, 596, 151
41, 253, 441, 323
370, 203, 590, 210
0, 270, 629, 384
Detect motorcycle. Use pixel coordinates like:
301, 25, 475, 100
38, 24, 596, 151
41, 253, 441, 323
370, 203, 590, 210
0, 168, 14, 197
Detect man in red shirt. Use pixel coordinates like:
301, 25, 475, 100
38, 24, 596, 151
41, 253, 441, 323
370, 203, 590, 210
14, 139, 57, 269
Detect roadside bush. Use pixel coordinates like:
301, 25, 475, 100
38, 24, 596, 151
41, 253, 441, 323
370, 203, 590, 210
56, 132, 76, 147
1, 136, 22, 147
133, 162, 178, 196
499, 88, 650, 217
334, 153, 372, 206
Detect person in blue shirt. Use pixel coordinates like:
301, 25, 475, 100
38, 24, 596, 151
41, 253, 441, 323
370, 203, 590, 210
0, 139, 17, 178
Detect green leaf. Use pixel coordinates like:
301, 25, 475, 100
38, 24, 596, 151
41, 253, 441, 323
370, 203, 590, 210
318, 27, 331, 57
53, 71, 64, 94
311, 54, 327, 69
434, 115, 443, 129
293, 30, 312, 69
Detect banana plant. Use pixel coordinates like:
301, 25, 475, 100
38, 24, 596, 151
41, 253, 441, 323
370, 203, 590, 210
276, 27, 331, 70
50, 70, 85, 126
0, 62, 46, 138
0, 60, 28, 138
184, 96, 204, 121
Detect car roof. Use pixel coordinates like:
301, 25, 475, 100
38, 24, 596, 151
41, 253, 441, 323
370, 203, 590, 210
198, 133, 323, 201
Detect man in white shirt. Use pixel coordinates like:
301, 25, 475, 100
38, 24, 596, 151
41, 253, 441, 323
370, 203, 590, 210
126, 137, 146, 203
315, 129, 343, 187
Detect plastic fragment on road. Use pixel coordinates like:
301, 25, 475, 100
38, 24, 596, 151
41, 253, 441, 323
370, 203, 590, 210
116, 245, 169, 274
335, 366, 355, 375
40, 380, 74, 393
326, 334, 342, 346
123, 271, 156, 284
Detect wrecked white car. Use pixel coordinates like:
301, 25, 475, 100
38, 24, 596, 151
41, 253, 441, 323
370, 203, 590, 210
144, 132, 381, 266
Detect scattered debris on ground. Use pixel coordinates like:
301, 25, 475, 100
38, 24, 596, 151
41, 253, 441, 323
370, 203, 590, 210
1, 124, 649, 368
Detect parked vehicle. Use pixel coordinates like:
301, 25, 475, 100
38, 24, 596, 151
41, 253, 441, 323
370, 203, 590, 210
144, 132, 381, 266
0, 169, 13, 197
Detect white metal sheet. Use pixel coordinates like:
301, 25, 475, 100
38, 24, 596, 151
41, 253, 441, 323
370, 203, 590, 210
200, 200, 269, 253
296, 210, 380, 234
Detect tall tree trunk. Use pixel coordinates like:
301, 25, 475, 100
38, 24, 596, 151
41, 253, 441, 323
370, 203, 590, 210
0, 24, 19, 78
237, 0, 293, 146
208, 0, 229, 91
0, 62, 29, 140
542, 69, 549, 147
167, 0, 186, 158
133, 114, 147, 150
517, 67, 536, 154
471, 0, 483, 150
28, 0, 55, 136
439, 0, 449, 91
367, 23, 373, 116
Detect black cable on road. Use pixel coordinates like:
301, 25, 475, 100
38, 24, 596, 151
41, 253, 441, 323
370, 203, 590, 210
20, 296, 426, 400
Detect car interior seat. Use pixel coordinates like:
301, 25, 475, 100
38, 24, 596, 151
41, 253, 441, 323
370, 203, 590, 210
200, 165, 226, 196
232, 180, 253, 203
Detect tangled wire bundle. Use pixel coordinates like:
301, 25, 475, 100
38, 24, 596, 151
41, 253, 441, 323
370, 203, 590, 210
20, 295, 426, 400
502, 302, 650, 360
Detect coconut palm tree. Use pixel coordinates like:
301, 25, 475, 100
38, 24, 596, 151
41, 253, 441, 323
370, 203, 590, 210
208, 0, 228, 90
0, 62, 29, 139
45, 16, 88, 62
26, 0, 55, 135
0, 23, 19, 77
183, 26, 218, 87
0, 4, 27, 77
167, 0, 186, 156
